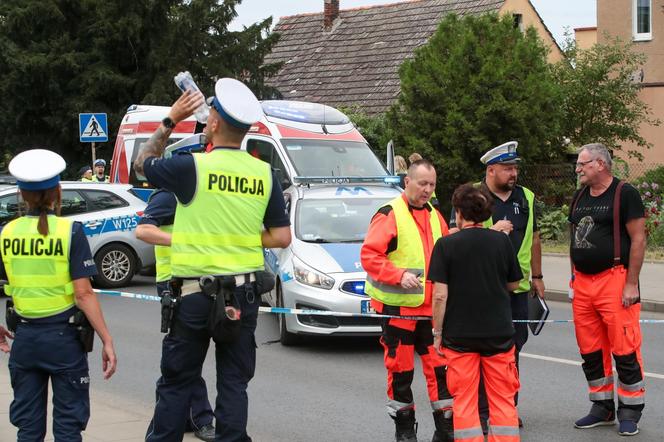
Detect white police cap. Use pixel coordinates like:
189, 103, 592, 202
480, 141, 520, 165
209, 78, 262, 130
9, 149, 66, 191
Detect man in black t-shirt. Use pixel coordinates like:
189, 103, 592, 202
568, 143, 646, 436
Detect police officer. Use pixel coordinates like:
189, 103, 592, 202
450, 141, 544, 430
92, 159, 109, 182
134, 79, 291, 442
2, 149, 117, 441
136, 186, 216, 442
79, 166, 93, 182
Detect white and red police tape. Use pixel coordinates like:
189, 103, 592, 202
93, 289, 664, 324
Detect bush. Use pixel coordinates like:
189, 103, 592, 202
636, 181, 664, 247
537, 201, 569, 241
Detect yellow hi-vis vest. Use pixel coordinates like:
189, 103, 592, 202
171, 149, 272, 277
364, 196, 443, 307
1, 216, 75, 318
155, 225, 172, 283
479, 184, 535, 293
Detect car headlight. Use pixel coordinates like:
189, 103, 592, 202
292, 256, 335, 290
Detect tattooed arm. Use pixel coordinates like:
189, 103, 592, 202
133, 90, 205, 176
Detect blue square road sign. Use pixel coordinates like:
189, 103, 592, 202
79, 113, 108, 142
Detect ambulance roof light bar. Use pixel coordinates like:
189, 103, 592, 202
293, 176, 401, 185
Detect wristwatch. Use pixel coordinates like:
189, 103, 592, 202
532, 274, 544, 279
432, 328, 442, 337
162, 117, 176, 129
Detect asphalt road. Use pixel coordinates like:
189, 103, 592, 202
3, 277, 664, 441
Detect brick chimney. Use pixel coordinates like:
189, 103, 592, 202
324, 0, 340, 31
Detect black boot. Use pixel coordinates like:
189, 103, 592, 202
393, 408, 418, 442
431, 409, 454, 442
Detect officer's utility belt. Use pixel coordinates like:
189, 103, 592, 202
161, 272, 274, 343
180, 273, 257, 297
5, 300, 94, 353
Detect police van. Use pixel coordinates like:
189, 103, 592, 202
110, 100, 391, 197
263, 176, 402, 345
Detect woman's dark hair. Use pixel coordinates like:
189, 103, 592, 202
452, 183, 494, 224
19, 187, 61, 235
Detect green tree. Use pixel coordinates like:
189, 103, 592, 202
340, 106, 392, 160
388, 13, 565, 202
0, 0, 280, 171
552, 34, 661, 159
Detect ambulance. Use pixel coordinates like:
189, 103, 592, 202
109, 100, 391, 199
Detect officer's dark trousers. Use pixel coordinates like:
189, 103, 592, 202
156, 282, 214, 431
146, 286, 259, 442
479, 291, 528, 421
8, 310, 90, 442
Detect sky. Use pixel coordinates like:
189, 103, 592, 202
230, 0, 597, 47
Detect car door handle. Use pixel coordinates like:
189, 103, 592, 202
84, 221, 103, 228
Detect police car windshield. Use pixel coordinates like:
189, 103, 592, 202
296, 197, 390, 243
281, 140, 387, 177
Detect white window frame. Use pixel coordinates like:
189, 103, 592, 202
633, 0, 652, 41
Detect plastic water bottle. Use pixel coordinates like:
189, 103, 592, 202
174, 71, 209, 123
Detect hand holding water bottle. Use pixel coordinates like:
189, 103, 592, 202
174, 71, 209, 123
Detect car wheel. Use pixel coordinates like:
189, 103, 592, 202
277, 281, 299, 346
93, 243, 136, 288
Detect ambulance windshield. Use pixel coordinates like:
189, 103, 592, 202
282, 140, 387, 177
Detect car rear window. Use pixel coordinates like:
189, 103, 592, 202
61, 190, 88, 216
81, 190, 129, 211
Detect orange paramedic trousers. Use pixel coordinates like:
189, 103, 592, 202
572, 266, 645, 421
380, 317, 452, 416
445, 346, 520, 442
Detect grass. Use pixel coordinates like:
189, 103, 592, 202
542, 240, 664, 262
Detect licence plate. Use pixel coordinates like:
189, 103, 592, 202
361, 299, 375, 314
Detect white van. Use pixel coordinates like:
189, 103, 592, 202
110, 101, 390, 197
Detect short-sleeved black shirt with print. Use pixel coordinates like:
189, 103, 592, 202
568, 177, 645, 275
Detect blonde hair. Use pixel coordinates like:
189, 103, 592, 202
408, 152, 423, 164
394, 155, 408, 174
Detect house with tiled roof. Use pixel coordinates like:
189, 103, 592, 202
264, 0, 563, 115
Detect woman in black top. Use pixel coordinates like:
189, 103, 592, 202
429, 183, 522, 441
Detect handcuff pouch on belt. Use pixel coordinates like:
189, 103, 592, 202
201, 275, 242, 344
160, 279, 181, 334
72, 310, 94, 353
254, 270, 275, 296
5, 298, 18, 333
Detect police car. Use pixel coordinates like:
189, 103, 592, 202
263, 176, 402, 345
0, 182, 154, 288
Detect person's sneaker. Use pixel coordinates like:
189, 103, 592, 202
618, 420, 639, 436
574, 412, 615, 429
194, 424, 216, 442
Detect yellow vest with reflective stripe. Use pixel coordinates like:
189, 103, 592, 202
171, 149, 272, 277
364, 196, 443, 307
479, 184, 535, 293
1, 216, 75, 318
155, 225, 172, 283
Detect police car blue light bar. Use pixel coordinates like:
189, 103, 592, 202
293, 176, 401, 185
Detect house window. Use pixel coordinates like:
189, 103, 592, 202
633, 0, 652, 41
513, 14, 524, 33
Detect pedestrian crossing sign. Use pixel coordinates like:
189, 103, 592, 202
79, 113, 108, 142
